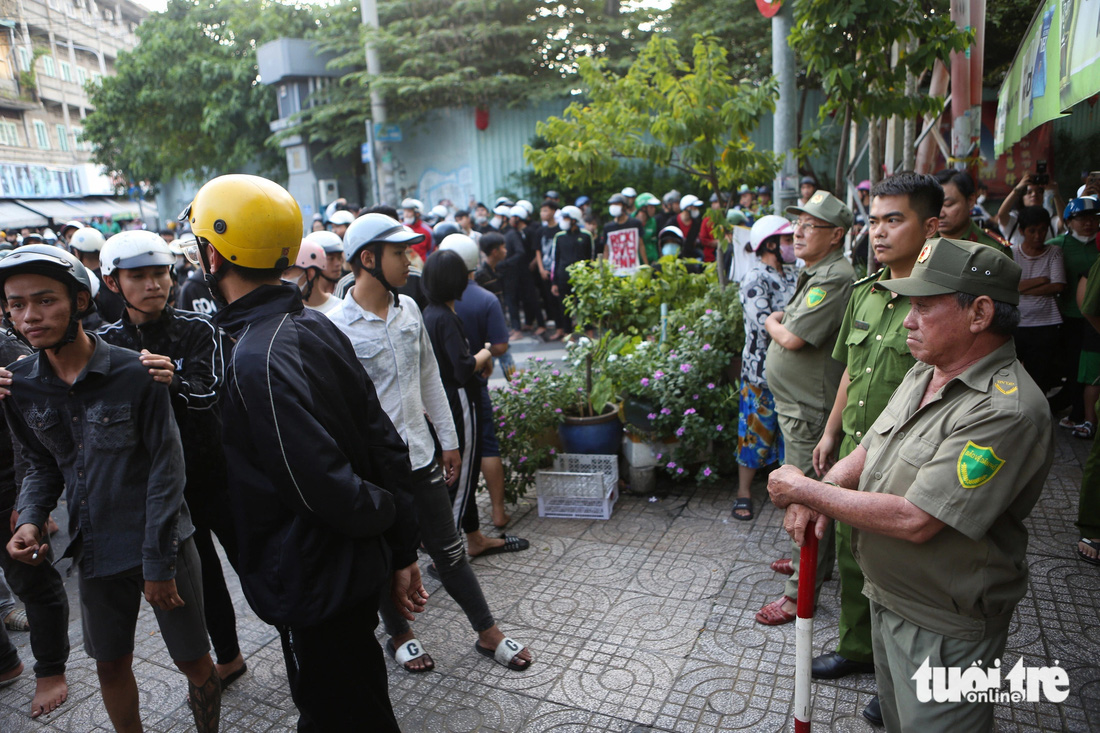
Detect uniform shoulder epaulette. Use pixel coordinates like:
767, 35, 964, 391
853, 271, 880, 287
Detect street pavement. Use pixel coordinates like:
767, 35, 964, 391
0, 332, 1098, 731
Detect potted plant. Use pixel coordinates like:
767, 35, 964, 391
558, 332, 628, 455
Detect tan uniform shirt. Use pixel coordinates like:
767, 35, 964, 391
766, 248, 854, 424
854, 340, 1053, 641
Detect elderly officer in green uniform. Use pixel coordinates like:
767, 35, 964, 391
807, 172, 943, 725
755, 190, 854, 626
769, 237, 1052, 732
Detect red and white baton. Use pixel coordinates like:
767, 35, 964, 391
793, 530, 818, 733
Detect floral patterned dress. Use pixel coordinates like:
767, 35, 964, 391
737, 261, 799, 468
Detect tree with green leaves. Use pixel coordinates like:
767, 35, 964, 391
789, 0, 971, 188
524, 33, 782, 283
292, 0, 653, 161
82, 0, 318, 188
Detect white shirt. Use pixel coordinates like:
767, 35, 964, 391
327, 291, 459, 470
305, 293, 342, 314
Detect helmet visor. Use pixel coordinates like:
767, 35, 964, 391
182, 240, 202, 267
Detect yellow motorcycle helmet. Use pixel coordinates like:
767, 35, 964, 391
182, 174, 302, 270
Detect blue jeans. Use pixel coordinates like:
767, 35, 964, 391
378, 462, 494, 638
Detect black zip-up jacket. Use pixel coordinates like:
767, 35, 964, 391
97, 306, 228, 499
215, 284, 418, 627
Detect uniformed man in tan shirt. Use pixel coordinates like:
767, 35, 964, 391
756, 191, 854, 626
768, 238, 1053, 732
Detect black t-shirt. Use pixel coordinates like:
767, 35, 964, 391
178, 273, 218, 316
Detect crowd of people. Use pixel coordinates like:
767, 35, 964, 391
0, 165, 1095, 732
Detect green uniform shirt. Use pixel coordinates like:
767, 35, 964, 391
1049, 232, 1098, 319
958, 219, 1013, 259
1080, 255, 1100, 317
832, 267, 915, 457
766, 248, 854, 424
854, 341, 1053, 641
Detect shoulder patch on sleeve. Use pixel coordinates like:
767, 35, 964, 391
957, 441, 1005, 489
805, 286, 827, 308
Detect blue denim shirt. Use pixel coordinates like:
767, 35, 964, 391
6, 335, 192, 580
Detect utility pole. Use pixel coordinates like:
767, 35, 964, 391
771, 2, 798, 213
360, 0, 398, 206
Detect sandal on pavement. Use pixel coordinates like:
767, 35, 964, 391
755, 596, 797, 626
473, 535, 530, 557
387, 638, 435, 674
1058, 416, 1078, 429
219, 663, 247, 690
4, 608, 29, 632
770, 558, 794, 576
1077, 538, 1100, 566
474, 637, 531, 671
1073, 421, 1095, 439
731, 497, 754, 521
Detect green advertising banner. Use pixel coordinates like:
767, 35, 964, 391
995, 0, 1100, 155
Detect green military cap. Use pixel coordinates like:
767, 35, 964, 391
786, 190, 853, 229
880, 237, 1021, 305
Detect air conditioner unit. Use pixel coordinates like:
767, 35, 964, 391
318, 179, 338, 202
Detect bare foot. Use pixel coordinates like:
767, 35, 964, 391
214, 654, 245, 686
1079, 538, 1100, 561
390, 630, 434, 672
781, 598, 797, 616
45, 516, 60, 535
466, 531, 505, 557
30, 674, 67, 718
0, 661, 23, 687
491, 510, 511, 529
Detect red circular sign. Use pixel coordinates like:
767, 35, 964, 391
756, 0, 782, 18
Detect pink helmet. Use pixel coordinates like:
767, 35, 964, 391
295, 238, 326, 270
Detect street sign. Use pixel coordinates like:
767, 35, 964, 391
374, 123, 402, 142
361, 143, 372, 164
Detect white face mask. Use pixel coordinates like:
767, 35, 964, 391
609, 205, 623, 218
690, 208, 701, 219
490, 216, 502, 229
1071, 230, 1093, 243
661, 243, 681, 257
402, 215, 415, 225
474, 215, 488, 225
559, 220, 570, 230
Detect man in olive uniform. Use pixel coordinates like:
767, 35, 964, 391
808, 172, 942, 725
770, 237, 1052, 732
934, 169, 1011, 256
755, 191, 854, 625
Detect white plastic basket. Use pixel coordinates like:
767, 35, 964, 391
536, 454, 619, 519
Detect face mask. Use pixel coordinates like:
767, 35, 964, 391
490, 216, 502, 230
690, 208, 701, 220
474, 215, 488, 225
780, 244, 796, 262
976, 194, 987, 205
559, 220, 570, 230
1071, 230, 1093, 243
402, 216, 415, 226
661, 243, 680, 257
609, 205, 623, 218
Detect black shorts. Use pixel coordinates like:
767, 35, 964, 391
78, 537, 209, 663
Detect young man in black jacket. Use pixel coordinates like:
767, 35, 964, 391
181, 174, 426, 732
97, 230, 246, 690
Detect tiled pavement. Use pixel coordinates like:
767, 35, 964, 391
1, 345, 1098, 731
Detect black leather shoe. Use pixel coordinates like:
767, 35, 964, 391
862, 695, 883, 727
811, 651, 875, 679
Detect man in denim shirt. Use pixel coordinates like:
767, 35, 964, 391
0, 246, 220, 732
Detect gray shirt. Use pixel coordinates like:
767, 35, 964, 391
7, 335, 192, 581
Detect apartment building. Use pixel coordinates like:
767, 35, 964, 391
0, 0, 154, 229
